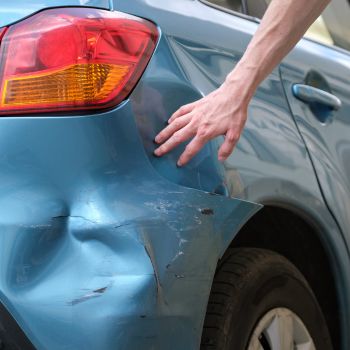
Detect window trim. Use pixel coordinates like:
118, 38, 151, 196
303, 36, 350, 56
198, 0, 350, 56
198, 0, 260, 24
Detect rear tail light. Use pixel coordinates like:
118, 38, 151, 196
0, 28, 6, 41
0, 8, 158, 115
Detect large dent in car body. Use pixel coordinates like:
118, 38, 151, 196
0, 22, 262, 348
0, 168, 258, 349
0, 53, 260, 350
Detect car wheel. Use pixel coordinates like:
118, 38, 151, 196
201, 248, 333, 350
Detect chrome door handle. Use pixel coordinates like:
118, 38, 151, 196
292, 84, 342, 111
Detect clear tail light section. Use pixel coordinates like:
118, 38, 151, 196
0, 8, 158, 115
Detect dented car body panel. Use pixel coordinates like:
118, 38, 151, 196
118, 2, 350, 348
0, 101, 259, 349
0, 0, 349, 349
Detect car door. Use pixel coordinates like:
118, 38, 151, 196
279, 5, 350, 242
115, 0, 322, 202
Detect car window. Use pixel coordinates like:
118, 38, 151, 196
316, 0, 350, 51
245, 0, 268, 18
203, 0, 350, 52
304, 16, 334, 47
252, 0, 350, 52
202, 0, 243, 13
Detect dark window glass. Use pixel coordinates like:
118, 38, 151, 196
246, 0, 268, 18
321, 1, 350, 51
244, 0, 350, 52
205, 0, 243, 13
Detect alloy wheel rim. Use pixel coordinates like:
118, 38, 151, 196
247, 308, 316, 350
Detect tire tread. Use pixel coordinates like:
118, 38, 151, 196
200, 247, 332, 350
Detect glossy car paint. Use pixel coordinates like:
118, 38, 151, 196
280, 40, 350, 261
116, 0, 350, 348
0, 4, 261, 350
0, 103, 259, 350
118, 0, 350, 344
0, 0, 349, 349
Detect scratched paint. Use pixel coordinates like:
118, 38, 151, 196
0, 4, 262, 348
0, 99, 260, 349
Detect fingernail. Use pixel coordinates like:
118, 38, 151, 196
218, 157, 225, 162
177, 161, 182, 167
154, 136, 160, 144
154, 149, 161, 157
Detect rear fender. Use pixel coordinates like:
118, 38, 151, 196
0, 99, 260, 349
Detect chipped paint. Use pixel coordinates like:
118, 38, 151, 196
0, 101, 260, 349
68, 284, 111, 306
0, 34, 261, 350
200, 208, 214, 216
143, 241, 164, 303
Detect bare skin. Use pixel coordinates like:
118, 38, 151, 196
154, 0, 330, 166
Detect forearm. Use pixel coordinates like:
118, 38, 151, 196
226, 0, 330, 101
155, 0, 330, 165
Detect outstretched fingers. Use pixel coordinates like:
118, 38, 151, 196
218, 130, 238, 161
177, 133, 209, 166
155, 115, 191, 144
168, 102, 196, 124
154, 124, 196, 157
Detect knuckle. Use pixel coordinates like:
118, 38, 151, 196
196, 111, 205, 120
185, 102, 194, 109
220, 150, 230, 158
227, 133, 238, 143
202, 120, 210, 128
172, 132, 181, 143
197, 128, 211, 140
173, 119, 182, 128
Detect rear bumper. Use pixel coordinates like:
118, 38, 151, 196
0, 101, 259, 349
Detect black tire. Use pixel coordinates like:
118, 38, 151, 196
201, 248, 333, 350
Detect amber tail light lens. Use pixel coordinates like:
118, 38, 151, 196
0, 8, 158, 115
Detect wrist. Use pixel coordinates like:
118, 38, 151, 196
222, 70, 255, 107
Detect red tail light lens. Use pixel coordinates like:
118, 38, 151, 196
0, 28, 6, 41
0, 8, 158, 115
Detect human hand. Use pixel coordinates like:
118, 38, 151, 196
154, 79, 250, 166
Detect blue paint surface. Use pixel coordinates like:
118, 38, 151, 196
0, 0, 350, 349
0, 101, 259, 349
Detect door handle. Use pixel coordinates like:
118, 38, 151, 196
292, 84, 342, 111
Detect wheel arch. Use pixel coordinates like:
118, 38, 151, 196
227, 203, 345, 350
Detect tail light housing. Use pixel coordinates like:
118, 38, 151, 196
0, 8, 158, 115
0, 28, 6, 41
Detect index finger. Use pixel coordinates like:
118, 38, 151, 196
177, 135, 207, 167
168, 102, 195, 124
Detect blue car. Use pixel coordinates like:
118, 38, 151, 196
0, 0, 349, 349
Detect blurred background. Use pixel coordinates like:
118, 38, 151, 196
205, 0, 350, 51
